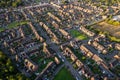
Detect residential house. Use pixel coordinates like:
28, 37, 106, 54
115, 43, 120, 50
75, 59, 83, 68
59, 29, 71, 39
89, 40, 108, 54
80, 26, 95, 37
63, 47, 77, 62
24, 59, 38, 72
29, 22, 44, 42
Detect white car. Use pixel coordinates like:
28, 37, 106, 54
62, 59, 64, 62
58, 55, 61, 58
76, 77, 79, 80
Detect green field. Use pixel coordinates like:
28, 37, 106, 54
53, 67, 75, 80
108, 36, 120, 42
70, 30, 87, 40
0, 21, 28, 32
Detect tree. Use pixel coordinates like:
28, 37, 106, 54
0, 51, 30, 80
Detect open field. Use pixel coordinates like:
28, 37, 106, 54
53, 67, 75, 80
92, 21, 120, 42
70, 30, 87, 40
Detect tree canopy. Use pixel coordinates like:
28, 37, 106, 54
0, 0, 23, 8
0, 51, 30, 80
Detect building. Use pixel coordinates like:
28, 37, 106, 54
24, 59, 38, 72
80, 26, 95, 37
115, 43, 120, 50
59, 29, 71, 39
88, 40, 108, 54
112, 15, 120, 21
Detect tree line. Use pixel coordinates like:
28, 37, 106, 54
0, 0, 23, 8
0, 51, 30, 80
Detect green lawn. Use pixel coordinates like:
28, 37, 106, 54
35, 0, 41, 3
107, 19, 120, 26
7, 21, 28, 29
0, 27, 5, 32
53, 67, 75, 80
0, 21, 29, 32
31, 55, 54, 73
70, 30, 87, 40
108, 36, 120, 42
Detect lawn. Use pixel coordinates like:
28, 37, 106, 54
53, 67, 75, 80
70, 30, 87, 40
0, 20, 28, 32
7, 21, 28, 29
107, 19, 120, 26
35, 0, 41, 3
31, 54, 54, 73
0, 27, 5, 32
108, 36, 120, 42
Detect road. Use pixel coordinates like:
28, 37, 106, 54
33, 22, 83, 80
49, 43, 83, 80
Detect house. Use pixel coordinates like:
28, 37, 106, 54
79, 66, 93, 78
114, 54, 120, 60
63, 47, 77, 62
59, 29, 71, 39
52, 21, 59, 29
39, 22, 59, 44
70, 53, 77, 61
47, 12, 61, 23
112, 15, 120, 21
80, 45, 93, 58
80, 26, 95, 37
70, 40, 81, 49
89, 40, 108, 54
29, 22, 44, 42
92, 54, 103, 64
50, 2, 61, 9
43, 46, 56, 57
24, 58, 38, 72
115, 43, 120, 50
35, 61, 56, 80
75, 59, 83, 68
54, 57, 60, 64
80, 45, 104, 64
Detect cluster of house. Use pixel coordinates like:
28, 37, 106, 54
0, 11, 25, 27
61, 46, 94, 79
80, 44, 109, 69
51, 2, 106, 26
80, 26, 95, 37
0, 1, 120, 80
39, 21, 59, 44
0, 22, 61, 80
19, 4, 73, 44
61, 37, 120, 79
88, 40, 108, 54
